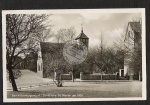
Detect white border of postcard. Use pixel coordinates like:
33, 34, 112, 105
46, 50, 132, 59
2, 8, 146, 102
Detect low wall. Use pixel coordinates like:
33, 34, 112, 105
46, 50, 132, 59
80, 73, 117, 80
55, 74, 72, 80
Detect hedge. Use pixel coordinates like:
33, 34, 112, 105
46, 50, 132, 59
56, 74, 72, 80
81, 74, 117, 80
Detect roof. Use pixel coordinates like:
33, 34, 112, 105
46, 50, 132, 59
40, 42, 64, 55
129, 22, 141, 33
75, 30, 89, 40
124, 21, 141, 42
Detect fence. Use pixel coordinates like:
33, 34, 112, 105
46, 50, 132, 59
80, 72, 117, 80
54, 72, 129, 81
55, 74, 72, 80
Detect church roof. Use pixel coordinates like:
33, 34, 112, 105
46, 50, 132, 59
129, 22, 141, 33
40, 42, 64, 55
75, 30, 89, 40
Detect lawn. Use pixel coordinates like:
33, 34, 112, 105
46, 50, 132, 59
7, 81, 142, 98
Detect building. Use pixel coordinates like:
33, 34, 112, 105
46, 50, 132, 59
75, 28, 89, 48
37, 28, 89, 78
123, 21, 142, 78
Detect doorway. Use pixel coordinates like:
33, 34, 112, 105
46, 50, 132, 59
121, 70, 124, 77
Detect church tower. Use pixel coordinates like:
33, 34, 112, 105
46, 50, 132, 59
75, 26, 89, 48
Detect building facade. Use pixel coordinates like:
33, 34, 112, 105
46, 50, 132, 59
123, 21, 141, 78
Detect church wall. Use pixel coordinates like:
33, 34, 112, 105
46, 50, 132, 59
124, 24, 134, 77
42, 53, 53, 78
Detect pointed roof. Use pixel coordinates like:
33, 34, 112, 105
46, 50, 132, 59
124, 21, 141, 42
75, 29, 89, 40
129, 22, 141, 33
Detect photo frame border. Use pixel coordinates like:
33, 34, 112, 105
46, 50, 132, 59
2, 8, 146, 102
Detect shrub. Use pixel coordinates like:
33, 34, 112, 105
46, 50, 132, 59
81, 74, 101, 80
102, 74, 116, 80
56, 74, 72, 80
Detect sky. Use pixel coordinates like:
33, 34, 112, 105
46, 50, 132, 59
47, 13, 141, 48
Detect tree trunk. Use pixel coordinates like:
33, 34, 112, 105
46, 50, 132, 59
57, 74, 62, 87
101, 73, 103, 81
72, 66, 74, 82
8, 66, 18, 91
101, 69, 103, 81
72, 71, 74, 82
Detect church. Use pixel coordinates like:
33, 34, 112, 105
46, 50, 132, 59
37, 29, 89, 78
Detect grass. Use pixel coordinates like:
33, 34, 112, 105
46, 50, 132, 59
7, 81, 142, 98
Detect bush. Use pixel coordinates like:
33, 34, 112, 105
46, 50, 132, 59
56, 74, 72, 80
119, 76, 129, 80
81, 74, 101, 80
102, 74, 116, 80
133, 73, 139, 80
61, 74, 72, 80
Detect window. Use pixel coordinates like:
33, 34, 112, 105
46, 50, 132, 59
41, 63, 43, 71
38, 64, 40, 71
82, 39, 85, 42
85, 39, 87, 42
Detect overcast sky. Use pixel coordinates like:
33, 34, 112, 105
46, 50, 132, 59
48, 13, 141, 48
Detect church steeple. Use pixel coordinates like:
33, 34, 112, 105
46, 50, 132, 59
75, 24, 89, 48
81, 24, 83, 33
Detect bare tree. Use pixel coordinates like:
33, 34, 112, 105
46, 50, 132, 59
54, 27, 76, 82
6, 14, 49, 91
43, 44, 71, 87
87, 32, 107, 80
33, 28, 54, 42
55, 27, 76, 43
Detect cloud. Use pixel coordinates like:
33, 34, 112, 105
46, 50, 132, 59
106, 28, 124, 38
89, 38, 100, 48
51, 15, 63, 23
80, 13, 112, 23
104, 28, 124, 46
47, 13, 140, 48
